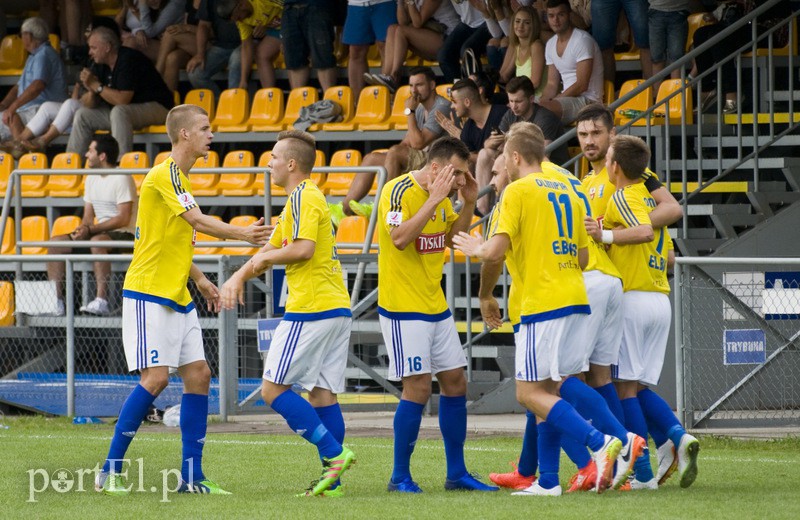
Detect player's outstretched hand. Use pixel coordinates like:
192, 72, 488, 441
452, 231, 485, 258
220, 275, 245, 310
480, 297, 503, 330
584, 216, 602, 242
196, 277, 222, 313
242, 217, 273, 245
459, 168, 478, 205
429, 164, 455, 204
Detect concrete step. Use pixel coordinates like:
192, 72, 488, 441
667, 157, 800, 171
686, 204, 752, 216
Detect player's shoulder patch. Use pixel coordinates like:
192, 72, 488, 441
386, 211, 403, 226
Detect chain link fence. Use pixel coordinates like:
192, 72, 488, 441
675, 257, 800, 428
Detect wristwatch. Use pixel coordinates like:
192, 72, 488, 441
403, 108, 415, 116
96, 85, 104, 94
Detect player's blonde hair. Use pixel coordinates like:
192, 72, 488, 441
504, 121, 545, 165
610, 134, 650, 180
277, 130, 316, 173
165, 104, 208, 145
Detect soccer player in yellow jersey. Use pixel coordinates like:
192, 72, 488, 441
454, 122, 623, 496
377, 136, 497, 493
95, 104, 271, 496
575, 103, 684, 489
597, 134, 699, 490
220, 130, 355, 497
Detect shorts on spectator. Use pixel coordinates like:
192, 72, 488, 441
281, 3, 337, 70
342, 1, 397, 45
557, 95, 595, 124
649, 9, 689, 63
407, 147, 426, 171
0, 104, 39, 141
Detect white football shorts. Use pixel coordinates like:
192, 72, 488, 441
613, 291, 671, 385
579, 270, 624, 370
122, 297, 205, 372
263, 316, 351, 394
515, 313, 588, 382
379, 315, 467, 381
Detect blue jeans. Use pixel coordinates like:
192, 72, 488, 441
648, 9, 688, 64
591, 0, 650, 50
436, 23, 491, 83
187, 45, 241, 98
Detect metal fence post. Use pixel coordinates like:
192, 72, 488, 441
65, 259, 75, 417
674, 260, 685, 427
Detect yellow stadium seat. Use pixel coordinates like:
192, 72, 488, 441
218, 150, 256, 196
185, 88, 216, 120
361, 85, 410, 131
92, 0, 121, 16
685, 13, 713, 52
604, 80, 615, 105
153, 151, 171, 166
366, 44, 382, 67
0, 35, 25, 75
219, 215, 261, 256
258, 87, 319, 132
0, 151, 12, 196
324, 149, 362, 195
325, 86, 390, 131
213, 88, 250, 131
615, 43, 640, 62
21, 215, 49, 254
0, 281, 13, 326
314, 86, 355, 131
194, 215, 223, 255
653, 79, 693, 125
119, 151, 151, 193
335, 216, 377, 254
243, 88, 284, 131
615, 79, 654, 126
435, 84, 453, 100
18, 153, 49, 197
51, 215, 82, 237
47, 152, 84, 197
1, 217, 14, 254
744, 18, 797, 57
190, 151, 220, 196
48, 34, 60, 52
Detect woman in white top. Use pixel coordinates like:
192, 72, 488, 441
499, 6, 546, 99
366, 0, 459, 92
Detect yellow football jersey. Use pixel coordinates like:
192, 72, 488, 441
377, 173, 458, 319
269, 179, 351, 319
485, 197, 521, 330
236, 0, 283, 41
495, 169, 590, 324
604, 182, 671, 294
123, 157, 198, 311
582, 166, 659, 223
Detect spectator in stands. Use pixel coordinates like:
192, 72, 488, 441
366, 0, 460, 93
484, 0, 513, 72
187, 0, 242, 96
66, 26, 174, 156
498, 6, 546, 99
155, 0, 202, 92
280, 0, 338, 91
330, 66, 453, 224
648, 1, 689, 84
46, 135, 137, 316
437, 0, 492, 83
592, 0, 653, 82
52, 0, 93, 64
469, 70, 507, 105
0, 17, 66, 156
216, 0, 282, 89
538, 0, 604, 124
435, 78, 507, 164
474, 75, 568, 214
122, 0, 186, 62
342, 0, 398, 99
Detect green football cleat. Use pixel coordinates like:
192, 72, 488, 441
95, 472, 131, 496
312, 447, 356, 496
348, 200, 373, 221
328, 202, 345, 229
297, 483, 345, 498
178, 478, 232, 495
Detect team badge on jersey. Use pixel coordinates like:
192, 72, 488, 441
386, 211, 403, 226
177, 192, 196, 210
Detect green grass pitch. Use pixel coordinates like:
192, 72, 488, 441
1, 416, 799, 519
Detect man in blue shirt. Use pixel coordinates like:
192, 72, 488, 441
0, 17, 66, 148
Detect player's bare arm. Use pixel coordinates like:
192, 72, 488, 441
578, 246, 589, 270
478, 261, 504, 330
585, 215, 655, 245
390, 165, 455, 250
181, 208, 272, 244
190, 263, 221, 312
649, 186, 683, 227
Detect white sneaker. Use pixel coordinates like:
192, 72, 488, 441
613, 432, 646, 489
512, 482, 562, 496
656, 439, 678, 485
80, 297, 110, 315
677, 434, 700, 488
592, 435, 622, 493
630, 478, 658, 490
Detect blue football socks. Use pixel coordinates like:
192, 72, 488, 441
271, 389, 341, 459
517, 411, 539, 478
102, 384, 156, 474
180, 393, 208, 483
560, 377, 628, 441
621, 397, 654, 482
392, 399, 424, 483
439, 395, 468, 481
638, 387, 686, 447
537, 421, 561, 489
546, 399, 606, 452
315, 402, 346, 489
595, 382, 625, 425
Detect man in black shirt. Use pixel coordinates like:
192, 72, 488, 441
67, 26, 174, 156
187, 0, 242, 97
